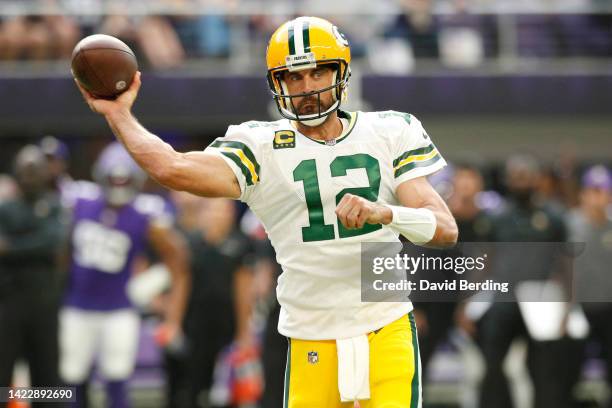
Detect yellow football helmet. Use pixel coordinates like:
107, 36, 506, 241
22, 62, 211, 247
266, 16, 351, 126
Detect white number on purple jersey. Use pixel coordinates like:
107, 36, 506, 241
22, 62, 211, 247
72, 220, 132, 273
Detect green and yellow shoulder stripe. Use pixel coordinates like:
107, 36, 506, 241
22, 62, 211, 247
393, 144, 442, 178
210, 140, 261, 185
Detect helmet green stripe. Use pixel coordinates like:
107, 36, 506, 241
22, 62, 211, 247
288, 25, 295, 55
303, 20, 310, 53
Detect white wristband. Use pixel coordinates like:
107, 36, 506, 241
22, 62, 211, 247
386, 205, 437, 245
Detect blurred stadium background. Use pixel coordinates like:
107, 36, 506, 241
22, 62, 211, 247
0, 0, 611, 407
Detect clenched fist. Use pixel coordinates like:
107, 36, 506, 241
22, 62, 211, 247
335, 193, 392, 230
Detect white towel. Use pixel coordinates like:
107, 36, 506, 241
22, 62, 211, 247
336, 334, 370, 402
516, 281, 566, 341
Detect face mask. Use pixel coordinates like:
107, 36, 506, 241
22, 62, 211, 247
105, 186, 136, 207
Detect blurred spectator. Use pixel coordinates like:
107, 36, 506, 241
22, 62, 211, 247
0, 17, 48, 60
39, 135, 71, 192
39, 135, 101, 210
60, 0, 105, 36
171, 0, 238, 58
438, 0, 486, 68
535, 163, 568, 216
555, 147, 581, 210
384, 0, 440, 59
166, 195, 258, 408
99, 1, 185, 70
0, 16, 50, 60
476, 153, 580, 408
0, 146, 66, 404
46, 13, 82, 58
568, 165, 612, 407
0, 2, 80, 61
59, 143, 189, 408
240, 209, 285, 408
175, 14, 231, 58
452, 163, 502, 337
170, 190, 204, 234
444, 0, 501, 59
0, 175, 17, 203
416, 164, 494, 389
448, 163, 494, 242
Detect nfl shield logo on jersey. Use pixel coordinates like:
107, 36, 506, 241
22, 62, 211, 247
307, 351, 319, 364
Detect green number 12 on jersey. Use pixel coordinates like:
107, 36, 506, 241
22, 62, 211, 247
293, 154, 382, 242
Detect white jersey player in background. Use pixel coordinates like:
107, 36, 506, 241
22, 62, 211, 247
76, 16, 457, 408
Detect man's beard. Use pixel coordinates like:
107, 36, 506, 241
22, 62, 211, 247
295, 96, 332, 116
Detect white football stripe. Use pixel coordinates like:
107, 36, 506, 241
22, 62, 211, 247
293, 19, 304, 54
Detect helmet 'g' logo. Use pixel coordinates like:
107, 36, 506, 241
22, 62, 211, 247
332, 26, 349, 47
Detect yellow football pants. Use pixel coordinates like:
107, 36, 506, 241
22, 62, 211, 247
283, 312, 421, 408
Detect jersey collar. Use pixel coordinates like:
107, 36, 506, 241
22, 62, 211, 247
292, 110, 359, 146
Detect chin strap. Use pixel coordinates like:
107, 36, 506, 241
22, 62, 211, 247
300, 115, 328, 127
331, 70, 338, 102
279, 97, 340, 126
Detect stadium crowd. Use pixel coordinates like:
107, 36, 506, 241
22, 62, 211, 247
0, 134, 610, 408
0, 0, 611, 70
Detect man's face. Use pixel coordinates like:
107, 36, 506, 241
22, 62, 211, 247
45, 155, 66, 181
581, 187, 610, 212
507, 167, 539, 194
15, 153, 47, 197
453, 168, 483, 199
199, 198, 236, 235
282, 65, 336, 116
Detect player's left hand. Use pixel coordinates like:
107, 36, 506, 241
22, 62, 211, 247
154, 321, 181, 347
335, 193, 392, 230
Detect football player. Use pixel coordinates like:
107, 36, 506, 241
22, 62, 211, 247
59, 142, 190, 408
76, 17, 457, 408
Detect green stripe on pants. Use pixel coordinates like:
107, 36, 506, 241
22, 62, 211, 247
409, 312, 421, 408
283, 340, 291, 408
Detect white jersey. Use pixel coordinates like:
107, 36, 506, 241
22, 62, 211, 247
206, 110, 446, 340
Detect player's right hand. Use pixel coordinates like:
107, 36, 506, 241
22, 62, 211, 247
335, 193, 392, 229
75, 71, 141, 117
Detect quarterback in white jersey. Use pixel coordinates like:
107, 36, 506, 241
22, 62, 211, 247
204, 110, 445, 340
77, 15, 457, 408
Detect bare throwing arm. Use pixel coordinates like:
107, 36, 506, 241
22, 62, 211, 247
76, 72, 240, 198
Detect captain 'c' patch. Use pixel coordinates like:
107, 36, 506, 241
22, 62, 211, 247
274, 130, 296, 149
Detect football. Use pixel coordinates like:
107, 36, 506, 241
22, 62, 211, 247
71, 34, 138, 99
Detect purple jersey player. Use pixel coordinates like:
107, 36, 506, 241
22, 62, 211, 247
66, 195, 152, 310
59, 143, 190, 408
